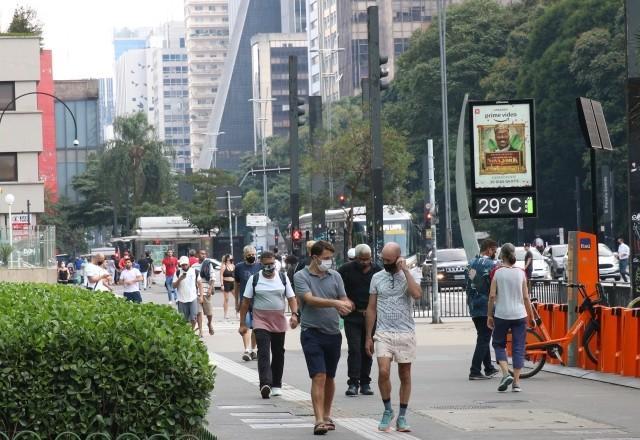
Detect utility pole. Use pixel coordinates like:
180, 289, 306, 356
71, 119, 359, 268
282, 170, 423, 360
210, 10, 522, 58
249, 97, 276, 217
289, 56, 305, 257
227, 191, 234, 258
361, 77, 373, 246
368, 5, 387, 262
437, 0, 452, 248
428, 140, 441, 324
309, 95, 326, 240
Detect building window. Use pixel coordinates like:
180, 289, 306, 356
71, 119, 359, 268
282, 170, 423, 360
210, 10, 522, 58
0, 82, 16, 111
0, 153, 17, 182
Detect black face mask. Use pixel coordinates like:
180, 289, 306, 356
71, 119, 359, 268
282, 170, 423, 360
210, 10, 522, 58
246, 256, 256, 264
263, 264, 276, 276
383, 259, 397, 273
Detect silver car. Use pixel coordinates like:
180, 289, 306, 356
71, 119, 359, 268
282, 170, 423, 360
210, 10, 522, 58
560, 243, 620, 281
515, 247, 552, 280
543, 244, 567, 279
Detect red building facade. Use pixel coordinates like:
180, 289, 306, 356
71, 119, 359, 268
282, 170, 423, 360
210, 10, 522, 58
37, 49, 57, 197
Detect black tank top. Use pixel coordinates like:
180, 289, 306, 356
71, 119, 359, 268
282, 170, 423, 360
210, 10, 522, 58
223, 265, 234, 278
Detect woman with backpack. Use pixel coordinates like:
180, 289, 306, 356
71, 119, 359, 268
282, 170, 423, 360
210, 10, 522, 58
220, 254, 235, 320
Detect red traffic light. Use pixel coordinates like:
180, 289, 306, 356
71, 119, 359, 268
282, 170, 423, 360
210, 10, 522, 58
292, 229, 302, 242
339, 194, 346, 206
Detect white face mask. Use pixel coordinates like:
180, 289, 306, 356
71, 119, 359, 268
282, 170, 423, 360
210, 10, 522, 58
318, 259, 333, 272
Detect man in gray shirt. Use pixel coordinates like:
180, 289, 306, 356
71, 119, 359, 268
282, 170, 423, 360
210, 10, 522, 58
365, 242, 422, 433
294, 240, 354, 435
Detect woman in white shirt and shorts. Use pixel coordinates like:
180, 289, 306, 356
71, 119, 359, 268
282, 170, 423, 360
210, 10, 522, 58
487, 243, 535, 392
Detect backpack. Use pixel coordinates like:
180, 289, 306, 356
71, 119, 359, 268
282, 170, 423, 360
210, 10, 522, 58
252, 270, 288, 297
466, 256, 494, 298
199, 258, 212, 282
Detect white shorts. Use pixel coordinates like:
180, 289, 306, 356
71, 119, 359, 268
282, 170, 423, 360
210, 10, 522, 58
373, 331, 416, 363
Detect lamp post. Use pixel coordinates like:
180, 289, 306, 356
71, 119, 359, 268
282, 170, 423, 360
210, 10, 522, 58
249, 97, 277, 217
5, 193, 15, 266
0, 91, 79, 146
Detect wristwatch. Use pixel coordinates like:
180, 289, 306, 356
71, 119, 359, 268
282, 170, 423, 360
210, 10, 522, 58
292, 311, 301, 319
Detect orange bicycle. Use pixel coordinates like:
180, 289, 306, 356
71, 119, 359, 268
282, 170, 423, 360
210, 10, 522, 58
506, 283, 603, 378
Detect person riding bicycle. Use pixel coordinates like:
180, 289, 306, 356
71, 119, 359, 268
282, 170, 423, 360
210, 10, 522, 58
465, 239, 499, 380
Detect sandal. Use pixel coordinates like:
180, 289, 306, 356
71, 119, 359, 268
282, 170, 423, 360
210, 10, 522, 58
313, 423, 328, 435
324, 418, 336, 431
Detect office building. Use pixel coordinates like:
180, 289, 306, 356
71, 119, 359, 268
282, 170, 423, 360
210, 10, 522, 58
184, 0, 231, 169
98, 78, 115, 143
250, 33, 308, 141
113, 27, 152, 61
197, 0, 283, 170
54, 80, 102, 203
0, 36, 46, 220
281, 0, 307, 33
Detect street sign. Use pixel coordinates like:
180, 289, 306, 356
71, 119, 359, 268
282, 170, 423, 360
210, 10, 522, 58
469, 99, 537, 219
246, 214, 269, 227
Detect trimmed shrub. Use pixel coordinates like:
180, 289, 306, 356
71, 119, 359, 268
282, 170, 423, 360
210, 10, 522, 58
0, 283, 215, 437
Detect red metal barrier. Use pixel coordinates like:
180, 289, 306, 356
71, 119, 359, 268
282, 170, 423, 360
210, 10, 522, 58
577, 305, 600, 371
621, 309, 640, 377
599, 307, 624, 374
550, 304, 568, 365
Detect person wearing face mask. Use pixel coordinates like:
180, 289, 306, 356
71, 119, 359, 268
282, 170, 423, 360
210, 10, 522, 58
465, 239, 500, 380
239, 251, 299, 399
234, 246, 262, 361
294, 240, 354, 435
119, 257, 144, 303
365, 242, 422, 433
338, 243, 381, 397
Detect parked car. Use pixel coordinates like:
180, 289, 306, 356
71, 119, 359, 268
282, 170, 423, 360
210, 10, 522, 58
423, 248, 469, 288
560, 243, 620, 281
543, 244, 568, 279
514, 247, 552, 280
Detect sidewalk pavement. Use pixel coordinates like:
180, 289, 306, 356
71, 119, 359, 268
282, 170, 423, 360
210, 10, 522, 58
126, 280, 640, 439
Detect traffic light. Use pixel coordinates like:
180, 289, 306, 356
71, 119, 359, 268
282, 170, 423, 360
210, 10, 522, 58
379, 55, 389, 91
305, 230, 310, 241
292, 229, 302, 242
296, 97, 306, 126
424, 205, 432, 229
329, 228, 337, 243
338, 194, 346, 207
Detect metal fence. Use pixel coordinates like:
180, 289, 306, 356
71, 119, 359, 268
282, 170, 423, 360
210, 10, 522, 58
0, 430, 216, 440
0, 225, 56, 268
412, 280, 635, 318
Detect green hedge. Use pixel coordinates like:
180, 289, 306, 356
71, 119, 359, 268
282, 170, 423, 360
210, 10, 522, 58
0, 283, 215, 437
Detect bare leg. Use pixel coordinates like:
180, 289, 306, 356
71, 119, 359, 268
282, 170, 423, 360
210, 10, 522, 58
398, 363, 412, 405
207, 314, 214, 334
323, 377, 336, 421
223, 291, 229, 319
513, 368, 521, 385
377, 357, 392, 400
197, 312, 203, 337
242, 331, 250, 350
498, 360, 509, 376
311, 373, 326, 424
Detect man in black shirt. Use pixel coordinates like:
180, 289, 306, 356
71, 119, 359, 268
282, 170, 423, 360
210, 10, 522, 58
338, 243, 381, 396
524, 243, 533, 280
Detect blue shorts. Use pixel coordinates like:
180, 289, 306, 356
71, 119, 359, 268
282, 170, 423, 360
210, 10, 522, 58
245, 311, 253, 329
300, 328, 342, 378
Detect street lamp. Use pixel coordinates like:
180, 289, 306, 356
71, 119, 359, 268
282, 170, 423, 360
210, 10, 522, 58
4, 193, 15, 265
0, 91, 79, 147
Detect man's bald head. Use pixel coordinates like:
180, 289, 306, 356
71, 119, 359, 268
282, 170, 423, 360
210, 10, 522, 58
381, 242, 401, 259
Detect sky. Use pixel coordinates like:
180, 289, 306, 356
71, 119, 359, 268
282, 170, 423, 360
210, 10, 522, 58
0, 0, 184, 80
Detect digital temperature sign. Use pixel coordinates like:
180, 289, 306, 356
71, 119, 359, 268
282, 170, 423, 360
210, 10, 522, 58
472, 193, 537, 218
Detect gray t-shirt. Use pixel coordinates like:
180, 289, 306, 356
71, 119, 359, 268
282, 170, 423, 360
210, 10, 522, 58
294, 267, 347, 335
370, 270, 415, 333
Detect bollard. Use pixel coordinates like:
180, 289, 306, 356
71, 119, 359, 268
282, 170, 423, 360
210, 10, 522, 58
621, 309, 640, 377
599, 307, 623, 374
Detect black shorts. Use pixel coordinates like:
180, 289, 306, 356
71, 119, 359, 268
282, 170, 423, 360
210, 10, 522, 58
223, 281, 234, 292
300, 328, 342, 379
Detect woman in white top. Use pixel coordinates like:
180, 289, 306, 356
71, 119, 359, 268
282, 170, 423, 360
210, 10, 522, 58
487, 243, 535, 392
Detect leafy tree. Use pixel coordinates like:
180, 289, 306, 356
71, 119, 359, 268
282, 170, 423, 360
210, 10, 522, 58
6, 6, 42, 35
39, 190, 88, 255
179, 169, 234, 235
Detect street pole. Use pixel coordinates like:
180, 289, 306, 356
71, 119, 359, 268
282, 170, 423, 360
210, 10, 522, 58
368, 5, 384, 262
261, 118, 268, 217
428, 140, 441, 324
437, 0, 452, 248
227, 191, 234, 258
289, 56, 301, 257
590, 149, 599, 238
309, 95, 326, 240
361, 77, 374, 247
575, 176, 581, 231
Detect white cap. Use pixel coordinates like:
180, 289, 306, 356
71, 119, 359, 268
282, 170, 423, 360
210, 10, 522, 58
178, 256, 190, 266
347, 248, 356, 259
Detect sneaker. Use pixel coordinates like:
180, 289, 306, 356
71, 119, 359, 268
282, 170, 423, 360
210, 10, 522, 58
469, 373, 490, 380
345, 384, 359, 396
396, 415, 411, 432
360, 384, 374, 395
512, 384, 522, 392
378, 409, 394, 432
250, 351, 258, 360
242, 351, 251, 362
169, 300, 174, 305
497, 375, 514, 392
271, 387, 283, 397
260, 385, 271, 399
485, 368, 500, 378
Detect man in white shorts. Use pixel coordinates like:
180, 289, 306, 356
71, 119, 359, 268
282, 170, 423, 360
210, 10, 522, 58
365, 243, 422, 433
